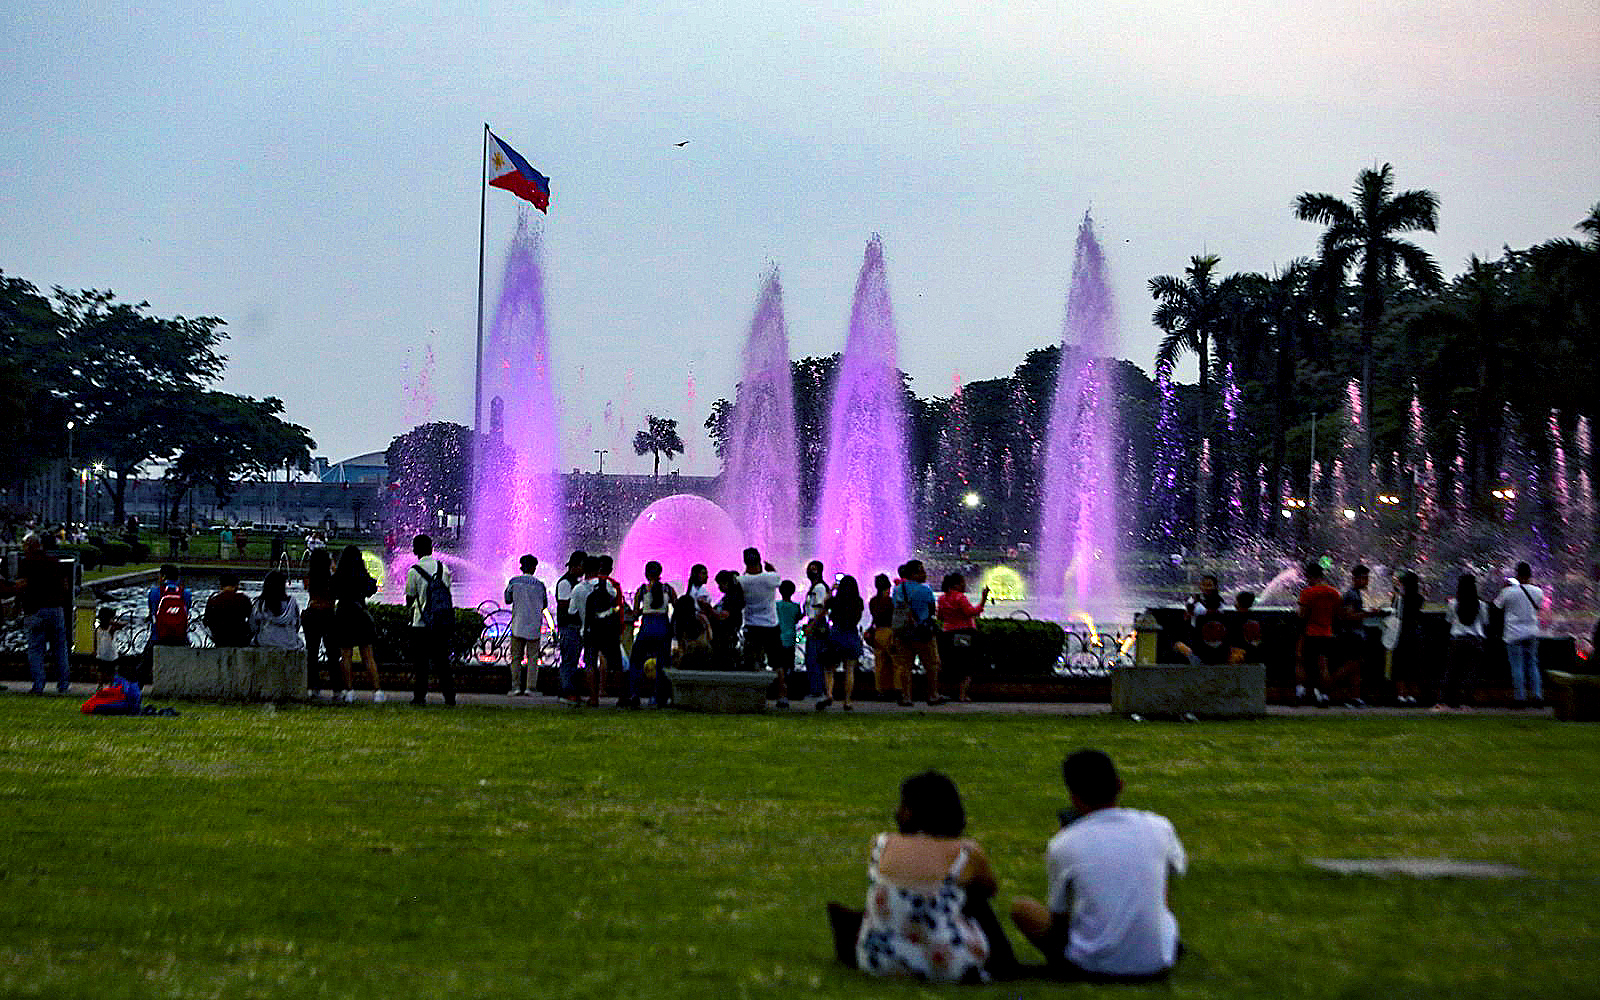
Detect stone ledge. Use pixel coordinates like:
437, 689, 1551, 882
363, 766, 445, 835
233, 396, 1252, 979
1111, 663, 1267, 719
663, 669, 772, 713
153, 646, 307, 702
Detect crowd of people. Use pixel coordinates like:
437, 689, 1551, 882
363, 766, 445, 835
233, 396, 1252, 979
536, 548, 992, 709
1167, 560, 1552, 710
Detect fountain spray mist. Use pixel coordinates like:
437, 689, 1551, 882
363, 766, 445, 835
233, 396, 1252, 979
721, 267, 800, 567
814, 235, 911, 582
1036, 212, 1122, 614
468, 213, 566, 587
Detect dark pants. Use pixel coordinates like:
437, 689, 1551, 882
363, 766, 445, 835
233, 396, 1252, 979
302, 606, 340, 691
584, 631, 625, 704
410, 626, 455, 705
1443, 636, 1480, 707
632, 629, 673, 706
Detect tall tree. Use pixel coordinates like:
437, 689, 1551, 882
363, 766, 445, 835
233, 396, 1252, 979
1239, 259, 1316, 531
1150, 254, 1243, 538
0, 272, 68, 489
632, 414, 685, 480
1295, 164, 1442, 511
385, 421, 473, 535
51, 287, 229, 524
163, 393, 314, 523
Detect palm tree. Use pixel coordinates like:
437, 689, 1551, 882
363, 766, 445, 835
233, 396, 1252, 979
1150, 254, 1244, 540
632, 414, 685, 480
1239, 259, 1315, 534
1295, 164, 1442, 510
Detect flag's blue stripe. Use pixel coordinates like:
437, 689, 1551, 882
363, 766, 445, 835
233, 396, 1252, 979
491, 133, 550, 193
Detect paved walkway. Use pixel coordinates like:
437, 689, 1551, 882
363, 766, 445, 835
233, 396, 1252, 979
15, 683, 1553, 718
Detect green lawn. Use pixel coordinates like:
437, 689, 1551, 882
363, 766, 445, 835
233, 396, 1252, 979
1, 701, 1595, 999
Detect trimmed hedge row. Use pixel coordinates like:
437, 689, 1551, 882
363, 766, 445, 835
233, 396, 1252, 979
973, 618, 1067, 676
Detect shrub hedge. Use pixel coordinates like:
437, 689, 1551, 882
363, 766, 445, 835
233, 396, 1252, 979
367, 603, 485, 663
973, 618, 1066, 676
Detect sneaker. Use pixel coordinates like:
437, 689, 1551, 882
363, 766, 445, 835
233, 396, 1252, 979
1294, 684, 1307, 705
1343, 698, 1366, 709
815, 697, 832, 712
341, 690, 355, 704
373, 690, 387, 704
1314, 689, 1330, 708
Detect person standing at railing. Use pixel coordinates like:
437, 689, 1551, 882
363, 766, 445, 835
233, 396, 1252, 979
937, 572, 989, 703
504, 554, 547, 697
631, 560, 677, 708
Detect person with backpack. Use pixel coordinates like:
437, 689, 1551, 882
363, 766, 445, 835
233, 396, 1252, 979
581, 555, 628, 708
1493, 562, 1546, 708
147, 564, 193, 647
405, 534, 456, 707
890, 560, 945, 706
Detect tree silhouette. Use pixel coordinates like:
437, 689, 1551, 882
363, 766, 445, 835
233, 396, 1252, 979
633, 415, 684, 480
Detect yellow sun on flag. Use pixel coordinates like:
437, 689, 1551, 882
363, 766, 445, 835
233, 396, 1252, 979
491, 152, 507, 170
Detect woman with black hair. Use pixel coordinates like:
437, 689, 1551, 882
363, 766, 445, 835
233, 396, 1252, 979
817, 574, 864, 711
1391, 571, 1425, 706
251, 569, 303, 651
632, 560, 677, 707
332, 545, 384, 703
846, 770, 1016, 982
670, 594, 713, 671
1443, 574, 1487, 710
303, 548, 339, 697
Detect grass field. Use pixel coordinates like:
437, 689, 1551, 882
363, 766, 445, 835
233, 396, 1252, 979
1, 699, 1596, 999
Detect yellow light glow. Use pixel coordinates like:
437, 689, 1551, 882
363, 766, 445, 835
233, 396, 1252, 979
978, 565, 1026, 601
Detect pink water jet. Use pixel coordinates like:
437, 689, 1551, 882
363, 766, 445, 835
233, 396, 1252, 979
1036, 212, 1122, 613
814, 235, 912, 582
720, 267, 800, 568
468, 214, 567, 580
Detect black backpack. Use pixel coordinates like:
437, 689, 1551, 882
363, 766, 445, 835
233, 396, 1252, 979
585, 580, 621, 638
415, 562, 453, 628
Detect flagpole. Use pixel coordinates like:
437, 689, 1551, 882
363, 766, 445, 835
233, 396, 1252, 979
474, 123, 488, 436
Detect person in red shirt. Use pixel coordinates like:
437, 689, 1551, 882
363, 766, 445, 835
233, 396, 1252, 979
937, 572, 989, 703
1297, 563, 1342, 706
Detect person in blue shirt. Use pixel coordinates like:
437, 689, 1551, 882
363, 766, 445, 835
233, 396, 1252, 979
890, 559, 945, 706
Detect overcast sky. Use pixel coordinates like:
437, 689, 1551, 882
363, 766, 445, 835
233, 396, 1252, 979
6, 1, 1596, 476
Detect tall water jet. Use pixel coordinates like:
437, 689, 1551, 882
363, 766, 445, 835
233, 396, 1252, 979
1036, 212, 1122, 613
1148, 368, 1183, 545
720, 267, 800, 567
469, 213, 566, 584
814, 235, 912, 582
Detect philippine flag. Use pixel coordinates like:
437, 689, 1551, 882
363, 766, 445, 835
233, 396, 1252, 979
487, 131, 550, 213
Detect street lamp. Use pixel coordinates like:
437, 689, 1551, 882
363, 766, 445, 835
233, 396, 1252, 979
962, 491, 981, 509
65, 419, 75, 525
594, 449, 608, 475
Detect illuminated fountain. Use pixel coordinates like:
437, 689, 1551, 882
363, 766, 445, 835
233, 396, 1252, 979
1036, 212, 1123, 617
467, 214, 567, 594
814, 235, 912, 582
616, 494, 745, 592
720, 267, 800, 569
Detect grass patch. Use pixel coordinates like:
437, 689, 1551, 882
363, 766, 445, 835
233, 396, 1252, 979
0, 701, 1595, 998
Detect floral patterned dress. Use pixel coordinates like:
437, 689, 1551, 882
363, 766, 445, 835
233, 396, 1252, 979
854, 833, 991, 983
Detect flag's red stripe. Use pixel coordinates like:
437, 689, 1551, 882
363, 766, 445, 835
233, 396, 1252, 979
489, 172, 549, 212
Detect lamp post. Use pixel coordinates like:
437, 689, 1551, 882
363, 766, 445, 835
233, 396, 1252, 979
65, 419, 75, 525
594, 449, 608, 475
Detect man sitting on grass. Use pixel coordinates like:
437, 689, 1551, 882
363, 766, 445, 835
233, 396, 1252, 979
1010, 749, 1186, 981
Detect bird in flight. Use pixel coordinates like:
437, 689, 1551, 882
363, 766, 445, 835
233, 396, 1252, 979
673, 140, 690, 147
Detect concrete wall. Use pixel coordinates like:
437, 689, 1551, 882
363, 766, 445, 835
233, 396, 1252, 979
152, 646, 307, 701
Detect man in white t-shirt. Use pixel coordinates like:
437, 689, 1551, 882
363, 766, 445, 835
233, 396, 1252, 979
1493, 561, 1546, 706
1011, 750, 1186, 981
503, 554, 548, 697
737, 547, 789, 708
404, 534, 456, 707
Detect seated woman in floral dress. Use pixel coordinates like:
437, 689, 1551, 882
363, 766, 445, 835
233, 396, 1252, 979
852, 771, 1017, 983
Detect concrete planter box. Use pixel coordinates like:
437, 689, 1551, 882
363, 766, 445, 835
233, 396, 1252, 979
1111, 663, 1266, 719
153, 646, 307, 702
664, 669, 772, 713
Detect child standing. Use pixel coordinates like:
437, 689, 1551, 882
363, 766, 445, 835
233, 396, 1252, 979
776, 580, 802, 706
